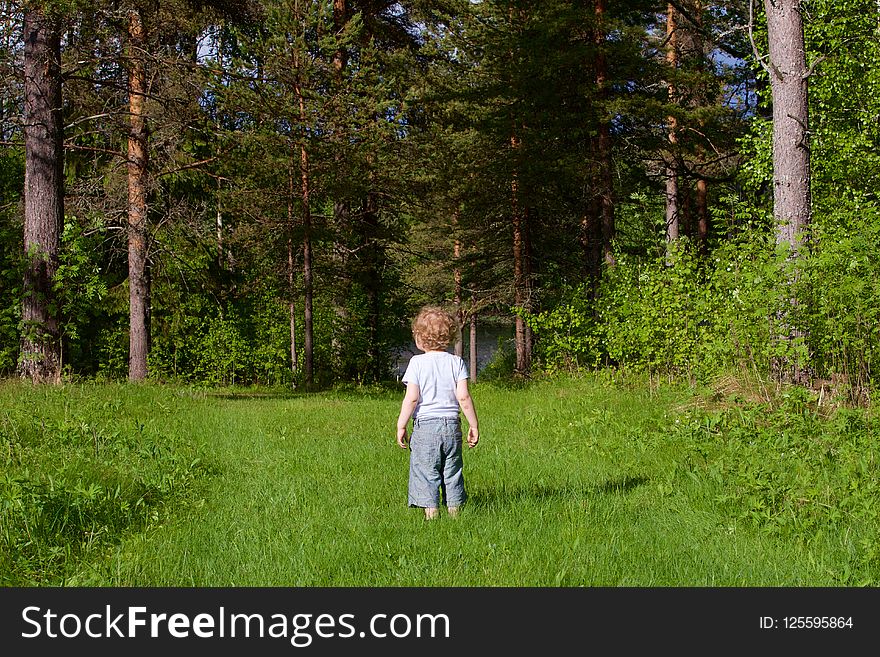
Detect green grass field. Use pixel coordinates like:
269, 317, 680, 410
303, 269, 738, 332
2, 374, 879, 586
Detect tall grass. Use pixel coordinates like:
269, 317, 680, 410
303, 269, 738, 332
1, 374, 878, 586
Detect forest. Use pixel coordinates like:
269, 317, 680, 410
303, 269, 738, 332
5, 1, 880, 593
1, 0, 879, 400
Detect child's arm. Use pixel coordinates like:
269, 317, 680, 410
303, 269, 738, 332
455, 378, 480, 448
396, 383, 420, 449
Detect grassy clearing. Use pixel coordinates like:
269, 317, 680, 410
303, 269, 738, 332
1, 374, 878, 586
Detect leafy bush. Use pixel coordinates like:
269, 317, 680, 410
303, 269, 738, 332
801, 193, 880, 400
526, 225, 795, 380
0, 150, 23, 375
149, 285, 296, 386
527, 194, 880, 403
478, 336, 517, 381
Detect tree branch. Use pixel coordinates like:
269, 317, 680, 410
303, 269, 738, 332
157, 156, 219, 178
666, 0, 750, 61
803, 54, 827, 79
63, 142, 123, 158
64, 113, 115, 131
748, 0, 779, 80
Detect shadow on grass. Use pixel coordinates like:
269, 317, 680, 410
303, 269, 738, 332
593, 475, 649, 495
467, 475, 649, 509
205, 391, 305, 401
204, 380, 407, 402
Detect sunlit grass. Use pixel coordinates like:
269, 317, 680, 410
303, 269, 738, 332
2, 375, 876, 586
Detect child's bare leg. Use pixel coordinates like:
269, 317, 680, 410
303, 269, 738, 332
447, 506, 459, 518
424, 507, 439, 520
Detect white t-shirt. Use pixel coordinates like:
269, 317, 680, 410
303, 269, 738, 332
402, 351, 469, 419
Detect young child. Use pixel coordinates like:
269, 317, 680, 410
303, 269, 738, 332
396, 306, 479, 519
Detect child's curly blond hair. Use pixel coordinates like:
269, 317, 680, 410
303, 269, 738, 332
412, 306, 459, 351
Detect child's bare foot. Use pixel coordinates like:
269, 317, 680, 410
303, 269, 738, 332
424, 507, 439, 520
447, 506, 459, 518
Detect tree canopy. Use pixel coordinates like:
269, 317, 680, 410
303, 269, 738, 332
1, 0, 879, 400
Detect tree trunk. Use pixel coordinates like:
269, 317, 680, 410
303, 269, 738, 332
692, 1, 709, 254
293, 3, 314, 386
696, 177, 709, 252
594, 0, 615, 267
127, 9, 149, 381
303, 212, 314, 386
287, 166, 299, 383
664, 2, 680, 251
332, 0, 348, 74
331, 200, 350, 368
287, 232, 298, 381
216, 177, 224, 266
329, 0, 351, 377
453, 210, 463, 357
469, 313, 477, 383
295, 97, 313, 387
665, 165, 679, 245
511, 133, 531, 376
765, 0, 811, 256
362, 190, 384, 381
764, 0, 812, 384
523, 206, 534, 361
19, 10, 63, 383
580, 0, 615, 286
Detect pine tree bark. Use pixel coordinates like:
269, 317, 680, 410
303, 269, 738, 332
511, 133, 531, 376
127, 9, 149, 381
469, 313, 477, 383
765, 0, 811, 256
594, 0, 615, 268
453, 210, 463, 358
696, 177, 709, 252
330, 0, 351, 376
332, 0, 348, 73
295, 90, 314, 386
691, 1, 710, 253
664, 2, 680, 250
302, 199, 315, 387
764, 0, 812, 384
287, 185, 298, 381
19, 9, 63, 383
580, 0, 615, 286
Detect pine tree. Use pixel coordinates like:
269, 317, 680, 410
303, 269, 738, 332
19, 5, 63, 382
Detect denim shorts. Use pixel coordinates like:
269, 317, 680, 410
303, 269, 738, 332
408, 416, 467, 508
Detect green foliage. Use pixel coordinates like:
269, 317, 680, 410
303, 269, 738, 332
801, 195, 880, 396
2, 0, 878, 396
738, 117, 774, 191
0, 150, 24, 375
55, 218, 109, 350
477, 335, 517, 382
150, 296, 292, 387
0, 385, 208, 585
530, 165, 880, 402
527, 225, 801, 380
673, 393, 880, 580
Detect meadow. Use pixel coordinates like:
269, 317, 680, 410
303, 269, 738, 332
2, 373, 878, 587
